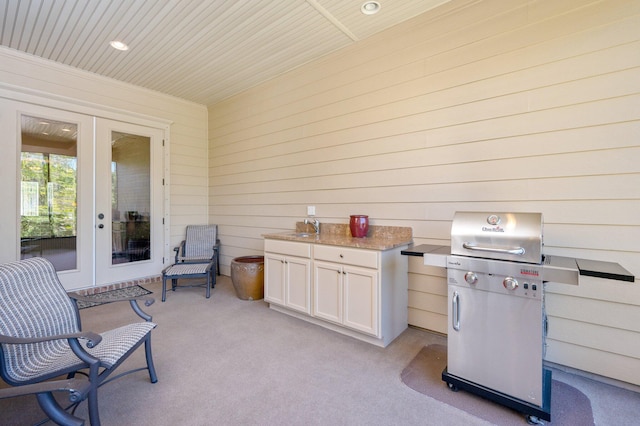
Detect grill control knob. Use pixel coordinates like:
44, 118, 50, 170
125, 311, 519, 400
503, 277, 518, 291
464, 272, 478, 285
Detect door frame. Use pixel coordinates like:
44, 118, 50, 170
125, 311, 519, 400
0, 83, 172, 290
94, 118, 166, 286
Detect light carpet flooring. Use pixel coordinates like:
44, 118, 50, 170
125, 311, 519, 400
1, 275, 639, 425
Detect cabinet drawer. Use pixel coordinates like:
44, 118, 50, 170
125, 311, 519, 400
264, 239, 311, 258
313, 245, 378, 269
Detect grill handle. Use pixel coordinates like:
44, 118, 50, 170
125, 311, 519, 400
452, 291, 460, 331
462, 242, 526, 256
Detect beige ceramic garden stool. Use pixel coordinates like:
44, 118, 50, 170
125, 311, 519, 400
161, 262, 215, 301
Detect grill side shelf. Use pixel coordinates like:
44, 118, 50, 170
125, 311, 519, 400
575, 258, 635, 282
403, 245, 635, 283
401, 244, 450, 257
402, 244, 450, 268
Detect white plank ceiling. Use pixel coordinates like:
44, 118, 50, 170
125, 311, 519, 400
0, 0, 450, 106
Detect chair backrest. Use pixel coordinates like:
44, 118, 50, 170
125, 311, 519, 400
0, 257, 80, 384
184, 225, 217, 259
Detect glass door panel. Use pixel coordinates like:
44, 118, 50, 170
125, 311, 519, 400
20, 115, 79, 271
111, 132, 151, 264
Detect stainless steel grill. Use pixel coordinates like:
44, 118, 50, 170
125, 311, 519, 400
416, 210, 634, 423
427, 212, 577, 424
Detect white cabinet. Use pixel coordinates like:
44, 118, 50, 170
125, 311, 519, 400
343, 265, 378, 335
264, 237, 408, 347
313, 261, 343, 324
314, 261, 379, 335
264, 240, 311, 315
313, 245, 379, 336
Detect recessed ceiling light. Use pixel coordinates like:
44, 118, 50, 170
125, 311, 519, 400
361, 1, 381, 15
109, 40, 129, 51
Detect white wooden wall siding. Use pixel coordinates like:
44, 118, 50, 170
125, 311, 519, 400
208, 0, 640, 386
0, 47, 210, 257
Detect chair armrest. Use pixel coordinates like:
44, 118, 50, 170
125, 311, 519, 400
129, 299, 154, 321
174, 240, 186, 262
0, 377, 90, 403
1, 331, 102, 375
0, 330, 102, 348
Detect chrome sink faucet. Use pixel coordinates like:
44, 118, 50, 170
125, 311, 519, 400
304, 218, 320, 234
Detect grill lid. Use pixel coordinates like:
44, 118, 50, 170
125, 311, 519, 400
450, 211, 543, 264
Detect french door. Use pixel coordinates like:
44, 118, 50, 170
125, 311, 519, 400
94, 119, 164, 286
2, 101, 165, 290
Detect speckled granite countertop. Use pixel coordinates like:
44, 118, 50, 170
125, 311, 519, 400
263, 222, 412, 251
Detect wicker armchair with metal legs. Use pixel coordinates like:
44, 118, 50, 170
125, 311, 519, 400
174, 224, 220, 271
0, 257, 158, 426
162, 224, 219, 301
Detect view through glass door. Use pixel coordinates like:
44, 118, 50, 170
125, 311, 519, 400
20, 116, 80, 270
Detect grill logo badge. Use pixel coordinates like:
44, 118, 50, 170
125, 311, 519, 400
482, 226, 504, 232
521, 268, 539, 277
483, 214, 504, 232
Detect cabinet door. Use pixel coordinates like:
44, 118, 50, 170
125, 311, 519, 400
313, 261, 342, 324
264, 253, 285, 306
343, 266, 379, 336
285, 256, 311, 314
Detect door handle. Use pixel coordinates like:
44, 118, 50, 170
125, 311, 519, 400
452, 291, 460, 331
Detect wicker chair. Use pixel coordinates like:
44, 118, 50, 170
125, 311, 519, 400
162, 225, 219, 301
0, 257, 158, 426
174, 224, 220, 269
